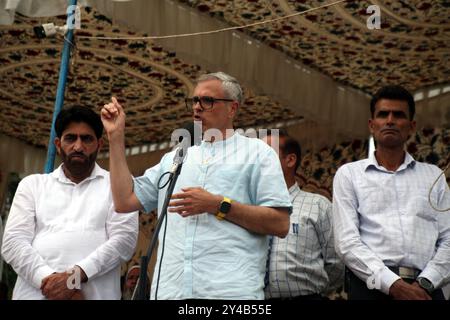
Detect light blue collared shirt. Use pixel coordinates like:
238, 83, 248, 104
333, 151, 450, 295
133, 133, 292, 299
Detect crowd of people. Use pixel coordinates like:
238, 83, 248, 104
1, 72, 449, 300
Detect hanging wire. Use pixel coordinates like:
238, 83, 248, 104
428, 161, 450, 212
76, 0, 348, 41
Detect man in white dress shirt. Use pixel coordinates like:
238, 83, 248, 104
333, 85, 450, 300
1, 106, 138, 300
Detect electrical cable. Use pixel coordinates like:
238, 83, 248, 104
76, 0, 348, 41
428, 160, 450, 212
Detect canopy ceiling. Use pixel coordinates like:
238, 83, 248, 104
0, 0, 449, 152
180, 0, 449, 93
0, 4, 302, 148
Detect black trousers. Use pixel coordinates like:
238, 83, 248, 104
345, 268, 446, 300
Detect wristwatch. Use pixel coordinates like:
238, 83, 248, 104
417, 277, 434, 295
216, 197, 232, 220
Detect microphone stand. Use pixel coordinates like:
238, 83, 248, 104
132, 160, 184, 300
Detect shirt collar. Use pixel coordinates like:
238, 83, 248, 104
51, 162, 105, 184
365, 150, 416, 172
200, 131, 238, 148
288, 182, 300, 194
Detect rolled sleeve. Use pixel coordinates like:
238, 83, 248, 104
133, 162, 163, 213
251, 146, 292, 213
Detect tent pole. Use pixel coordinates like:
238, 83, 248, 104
44, 0, 78, 173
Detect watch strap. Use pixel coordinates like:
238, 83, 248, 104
216, 197, 232, 220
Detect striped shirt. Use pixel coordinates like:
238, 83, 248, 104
265, 183, 344, 298
333, 151, 450, 295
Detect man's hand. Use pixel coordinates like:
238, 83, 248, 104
389, 279, 432, 300
41, 272, 77, 300
41, 266, 87, 300
101, 96, 126, 139
169, 187, 222, 217
70, 290, 85, 300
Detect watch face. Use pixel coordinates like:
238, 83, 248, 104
418, 278, 433, 292
220, 201, 232, 213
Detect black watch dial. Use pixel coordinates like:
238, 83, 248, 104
220, 201, 231, 214
418, 278, 434, 294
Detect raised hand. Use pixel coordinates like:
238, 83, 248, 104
101, 96, 126, 139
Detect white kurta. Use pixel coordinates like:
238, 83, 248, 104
1, 164, 138, 300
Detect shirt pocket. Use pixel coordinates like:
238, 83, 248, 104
356, 186, 391, 216
411, 194, 439, 248
414, 195, 438, 223
208, 167, 248, 198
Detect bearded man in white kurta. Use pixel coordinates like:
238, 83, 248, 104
2, 106, 138, 300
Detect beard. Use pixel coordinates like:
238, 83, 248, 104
60, 149, 98, 179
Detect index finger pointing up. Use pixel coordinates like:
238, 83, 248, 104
111, 96, 124, 112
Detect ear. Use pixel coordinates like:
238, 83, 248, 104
228, 101, 239, 119
54, 137, 61, 155
286, 153, 297, 170
407, 120, 417, 140
410, 120, 416, 132
98, 138, 104, 151
368, 118, 374, 135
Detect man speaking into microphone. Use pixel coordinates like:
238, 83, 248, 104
101, 72, 291, 300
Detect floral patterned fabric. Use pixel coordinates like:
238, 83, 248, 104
180, 0, 449, 94
0, 7, 302, 148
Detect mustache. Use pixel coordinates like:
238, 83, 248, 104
68, 152, 88, 160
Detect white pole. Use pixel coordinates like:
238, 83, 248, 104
368, 135, 375, 157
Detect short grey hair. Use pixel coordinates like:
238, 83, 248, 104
197, 72, 244, 105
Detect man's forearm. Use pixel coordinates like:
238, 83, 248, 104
169, 187, 289, 236
108, 133, 141, 212
225, 202, 289, 237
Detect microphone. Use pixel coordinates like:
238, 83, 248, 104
169, 121, 201, 174
140, 122, 201, 300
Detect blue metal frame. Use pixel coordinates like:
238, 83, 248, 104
44, 0, 78, 173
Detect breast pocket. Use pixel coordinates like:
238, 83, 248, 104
411, 194, 439, 247
414, 195, 438, 223
209, 167, 248, 199
357, 186, 391, 215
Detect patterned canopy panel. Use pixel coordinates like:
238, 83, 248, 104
180, 0, 449, 93
0, 7, 302, 148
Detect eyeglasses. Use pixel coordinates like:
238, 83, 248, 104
185, 96, 234, 111
62, 134, 96, 145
